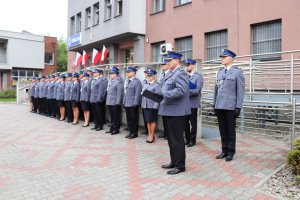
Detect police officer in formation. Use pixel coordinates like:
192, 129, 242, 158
213, 49, 245, 162
64, 73, 74, 123
29, 78, 37, 113
105, 67, 124, 135
57, 74, 66, 121
158, 51, 191, 175
71, 73, 81, 125
184, 59, 204, 147
80, 73, 91, 127
90, 68, 108, 131
123, 66, 142, 139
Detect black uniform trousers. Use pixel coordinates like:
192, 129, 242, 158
184, 108, 198, 143
165, 115, 186, 169
45, 98, 50, 116
125, 106, 139, 135
162, 116, 169, 136
216, 109, 236, 156
38, 98, 45, 114
31, 96, 37, 112
91, 102, 105, 129
65, 101, 73, 122
53, 99, 59, 118
107, 105, 121, 132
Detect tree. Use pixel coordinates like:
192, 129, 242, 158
57, 37, 67, 72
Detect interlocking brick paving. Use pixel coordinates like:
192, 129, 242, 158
0, 104, 289, 200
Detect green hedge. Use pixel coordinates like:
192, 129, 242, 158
0, 90, 16, 98
287, 138, 300, 175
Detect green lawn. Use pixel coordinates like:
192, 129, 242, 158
0, 98, 16, 102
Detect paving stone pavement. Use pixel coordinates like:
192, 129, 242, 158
0, 104, 289, 200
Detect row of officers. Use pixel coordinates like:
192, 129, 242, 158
29, 49, 244, 175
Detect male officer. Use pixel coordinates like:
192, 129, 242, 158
158, 59, 170, 139
29, 78, 37, 112
124, 66, 142, 139
64, 73, 74, 123
34, 77, 40, 113
38, 76, 46, 115
53, 73, 61, 119
158, 51, 190, 175
184, 59, 204, 147
213, 49, 245, 162
106, 67, 124, 135
47, 75, 55, 117
90, 68, 108, 131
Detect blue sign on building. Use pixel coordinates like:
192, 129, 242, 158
68, 32, 82, 49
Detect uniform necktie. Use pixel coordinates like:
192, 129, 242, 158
225, 69, 227, 74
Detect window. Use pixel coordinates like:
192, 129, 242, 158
151, 41, 165, 62
70, 16, 75, 35
153, 0, 165, 13
76, 12, 82, 33
205, 30, 228, 61
93, 2, 99, 26
85, 7, 92, 28
105, 0, 112, 21
115, 0, 123, 16
176, 0, 192, 6
45, 53, 54, 65
252, 20, 282, 60
175, 36, 192, 60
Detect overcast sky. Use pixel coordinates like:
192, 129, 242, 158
0, 0, 68, 39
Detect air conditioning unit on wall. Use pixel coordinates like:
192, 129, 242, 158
160, 43, 173, 55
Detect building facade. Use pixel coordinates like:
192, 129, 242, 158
0, 30, 57, 91
67, 0, 146, 71
145, 0, 300, 62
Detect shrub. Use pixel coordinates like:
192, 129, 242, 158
287, 138, 300, 175
0, 90, 16, 98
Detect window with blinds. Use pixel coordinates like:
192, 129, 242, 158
153, 0, 165, 13
151, 41, 165, 62
205, 30, 228, 61
175, 36, 192, 60
252, 20, 282, 61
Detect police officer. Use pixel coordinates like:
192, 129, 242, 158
29, 78, 37, 113
64, 73, 74, 123
106, 67, 124, 135
34, 77, 40, 113
71, 72, 81, 125
38, 76, 46, 115
53, 73, 61, 119
80, 73, 91, 127
159, 51, 190, 175
184, 59, 204, 147
56, 74, 66, 121
90, 68, 108, 131
213, 49, 245, 162
140, 69, 149, 135
47, 74, 56, 118
157, 59, 170, 139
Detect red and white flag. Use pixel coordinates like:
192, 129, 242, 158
82, 50, 88, 65
75, 52, 82, 66
100, 45, 108, 63
92, 48, 101, 65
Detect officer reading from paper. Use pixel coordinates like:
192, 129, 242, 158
157, 51, 190, 175
213, 49, 245, 162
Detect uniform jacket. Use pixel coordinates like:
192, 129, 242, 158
188, 72, 204, 108
106, 76, 124, 106
64, 81, 73, 101
213, 66, 245, 110
141, 81, 160, 110
90, 76, 108, 103
56, 81, 65, 101
71, 81, 81, 102
29, 83, 36, 97
123, 77, 142, 107
53, 81, 59, 100
47, 81, 55, 99
80, 80, 91, 102
34, 82, 40, 98
38, 82, 45, 98
158, 66, 191, 116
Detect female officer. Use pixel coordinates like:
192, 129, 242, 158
71, 72, 81, 125
56, 74, 66, 121
80, 73, 91, 127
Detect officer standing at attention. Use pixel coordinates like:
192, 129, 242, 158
105, 67, 124, 135
29, 78, 37, 112
157, 60, 170, 139
38, 76, 46, 115
213, 49, 245, 162
124, 66, 142, 139
90, 68, 108, 131
34, 77, 40, 113
64, 73, 74, 123
80, 73, 92, 127
57, 74, 66, 121
70, 73, 81, 125
47, 75, 56, 118
184, 59, 203, 147
159, 51, 190, 175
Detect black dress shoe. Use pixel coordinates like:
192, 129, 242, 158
82, 124, 89, 127
167, 168, 185, 175
96, 127, 103, 131
105, 130, 112, 133
187, 142, 195, 147
125, 134, 131, 138
128, 134, 138, 139
124, 127, 129, 131
185, 140, 190, 145
91, 127, 97, 130
111, 130, 119, 135
225, 155, 234, 162
72, 121, 79, 125
158, 134, 166, 138
216, 153, 228, 159
161, 163, 175, 169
